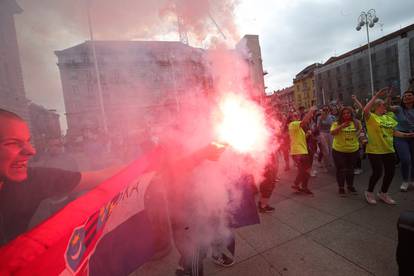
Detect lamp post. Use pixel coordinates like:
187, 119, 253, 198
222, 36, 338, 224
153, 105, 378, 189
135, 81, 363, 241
356, 9, 379, 97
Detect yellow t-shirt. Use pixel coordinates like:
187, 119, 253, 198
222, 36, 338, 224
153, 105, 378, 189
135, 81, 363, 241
288, 121, 308, 155
331, 121, 360, 153
365, 112, 397, 154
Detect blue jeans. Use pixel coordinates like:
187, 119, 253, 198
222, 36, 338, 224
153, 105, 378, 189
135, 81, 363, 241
394, 137, 414, 182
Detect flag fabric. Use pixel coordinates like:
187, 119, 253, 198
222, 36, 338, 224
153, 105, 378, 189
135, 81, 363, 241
0, 148, 168, 276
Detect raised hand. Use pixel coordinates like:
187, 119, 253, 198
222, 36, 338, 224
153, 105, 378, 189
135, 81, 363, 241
375, 87, 390, 98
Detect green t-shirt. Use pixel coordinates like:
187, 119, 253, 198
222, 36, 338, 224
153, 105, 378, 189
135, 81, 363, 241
331, 121, 360, 153
288, 121, 308, 155
365, 112, 397, 154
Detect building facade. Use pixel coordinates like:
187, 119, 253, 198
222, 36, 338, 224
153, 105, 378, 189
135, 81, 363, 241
293, 63, 320, 109
56, 36, 266, 142
272, 86, 295, 112
28, 103, 61, 152
55, 41, 212, 141
236, 35, 266, 99
0, 0, 29, 121
315, 24, 414, 106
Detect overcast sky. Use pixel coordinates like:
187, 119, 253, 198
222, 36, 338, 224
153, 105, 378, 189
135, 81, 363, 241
12, 0, 414, 130
235, 0, 414, 92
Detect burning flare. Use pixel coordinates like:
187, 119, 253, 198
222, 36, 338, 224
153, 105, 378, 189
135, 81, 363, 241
214, 93, 269, 153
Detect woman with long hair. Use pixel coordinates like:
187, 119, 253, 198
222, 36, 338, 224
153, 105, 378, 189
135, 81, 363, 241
330, 106, 361, 196
363, 88, 398, 204
391, 89, 414, 191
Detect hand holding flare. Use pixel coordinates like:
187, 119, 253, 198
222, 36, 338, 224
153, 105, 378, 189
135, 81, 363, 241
214, 93, 269, 154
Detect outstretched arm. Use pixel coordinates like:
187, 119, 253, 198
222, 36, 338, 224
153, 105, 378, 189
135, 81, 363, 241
385, 88, 398, 113
351, 95, 364, 110
300, 106, 318, 129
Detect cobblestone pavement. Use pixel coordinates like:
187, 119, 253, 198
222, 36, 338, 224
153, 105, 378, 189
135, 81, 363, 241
133, 159, 414, 276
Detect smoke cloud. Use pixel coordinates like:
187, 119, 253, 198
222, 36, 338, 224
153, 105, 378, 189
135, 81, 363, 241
14, 0, 240, 128
13, 0, 278, 267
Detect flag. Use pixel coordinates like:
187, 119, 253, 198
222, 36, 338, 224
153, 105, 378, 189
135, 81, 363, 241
0, 148, 169, 276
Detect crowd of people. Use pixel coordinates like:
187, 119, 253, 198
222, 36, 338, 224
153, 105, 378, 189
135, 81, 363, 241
261, 84, 414, 212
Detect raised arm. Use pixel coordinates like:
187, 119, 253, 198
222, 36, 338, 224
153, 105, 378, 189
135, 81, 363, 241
385, 88, 398, 113
363, 87, 389, 120
300, 106, 317, 129
351, 95, 364, 110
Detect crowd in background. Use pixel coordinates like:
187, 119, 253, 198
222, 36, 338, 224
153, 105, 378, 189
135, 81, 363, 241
266, 80, 414, 208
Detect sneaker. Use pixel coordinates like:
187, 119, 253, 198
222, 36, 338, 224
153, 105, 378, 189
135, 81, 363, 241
299, 187, 314, 195
377, 192, 396, 205
354, 168, 363, 175
364, 191, 377, 204
211, 253, 235, 267
347, 186, 358, 195
275, 177, 281, 182
338, 187, 346, 197
258, 203, 275, 213
400, 182, 410, 192
291, 184, 301, 192
310, 170, 317, 177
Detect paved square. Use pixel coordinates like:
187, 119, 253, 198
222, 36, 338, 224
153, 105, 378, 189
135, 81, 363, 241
133, 159, 414, 276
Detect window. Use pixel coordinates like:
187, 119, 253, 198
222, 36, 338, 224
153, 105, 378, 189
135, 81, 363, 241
100, 73, 107, 86
113, 70, 120, 84
357, 58, 363, 70
2, 62, 10, 90
71, 85, 79, 96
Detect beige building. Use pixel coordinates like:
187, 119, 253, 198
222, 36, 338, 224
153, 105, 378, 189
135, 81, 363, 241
293, 63, 320, 109
0, 0, 29, 121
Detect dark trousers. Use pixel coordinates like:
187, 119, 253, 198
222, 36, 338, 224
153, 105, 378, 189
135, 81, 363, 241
367, 153, 396, 193
259, 154, 277, 199
292, 154, 311, 188
332, 149, 358, 188
281, 136, 290, 168
394, 137, 414, 182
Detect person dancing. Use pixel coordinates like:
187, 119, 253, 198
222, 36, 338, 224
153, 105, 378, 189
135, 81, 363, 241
330, 106, 361, 196
363, 88, 398, 205
288, 106, 317, 195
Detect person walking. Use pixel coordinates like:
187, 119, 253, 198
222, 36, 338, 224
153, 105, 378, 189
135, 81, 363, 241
330, 107, 361, 196
363, 88, 398, 205
280, 113, 291, 171
317, 106, 335, 172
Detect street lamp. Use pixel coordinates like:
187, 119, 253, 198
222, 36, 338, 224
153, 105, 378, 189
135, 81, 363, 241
356, 9, 379, 97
